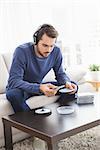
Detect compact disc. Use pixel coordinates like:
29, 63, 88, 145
59, 88, 74, 93
35, 108, 51, 114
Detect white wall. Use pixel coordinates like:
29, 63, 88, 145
0, 0, 100, 66
51, 0, 100, 66
71, 0, 100, 65
0, 0, 53, 52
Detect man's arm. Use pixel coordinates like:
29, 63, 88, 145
53, 48, 71, 85
53, 48, 78, 93
7, 48, 41, 94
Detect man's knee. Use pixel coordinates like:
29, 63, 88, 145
6, 89, 24, 102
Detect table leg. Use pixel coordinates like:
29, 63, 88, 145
3, 119, 13, 150
95, 83, 99, 91
47, 141, 58, 150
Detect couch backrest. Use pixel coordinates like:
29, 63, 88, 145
2, 52, 13, 72
43, 66, 87, 84
0, 54, 9, 93
0, 53, 13, 94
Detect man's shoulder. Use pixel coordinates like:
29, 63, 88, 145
14, 42, 33, 54
53, 46, 60, 53
17, 42, 33, 49
52, 46, 61, 55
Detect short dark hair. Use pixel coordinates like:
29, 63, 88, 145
33, 24, 58, 44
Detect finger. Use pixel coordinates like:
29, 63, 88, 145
46, 92, 55, 97
71, 83, 77, 91
48, 84, 57, 89
69, 90, 76, 94
66, 83, 73, 90
69, 85, 77, 94
47, 89, 57, 96
71, 83, 76, 88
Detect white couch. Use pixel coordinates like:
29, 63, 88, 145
0, 52, 95, 147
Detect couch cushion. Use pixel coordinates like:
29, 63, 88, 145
78, 82, 95, 93
0, 94, 14, 139
26, 95, 59, 109
42, 69, 56, 82
42, 66, 87, 84
66, 65, 87, 83
0, 94, 29, 146
0, 94, 14, 115
0, 54, 9, 93
2, 52, 13, 72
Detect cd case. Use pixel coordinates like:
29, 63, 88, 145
57, 106, 75, 115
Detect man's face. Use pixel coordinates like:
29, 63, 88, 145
36, 33, 56, 57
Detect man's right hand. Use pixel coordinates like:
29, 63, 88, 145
40, 83, 57, 97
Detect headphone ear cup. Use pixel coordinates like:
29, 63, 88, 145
33, 33, 37, 45
34, 36, 36, 45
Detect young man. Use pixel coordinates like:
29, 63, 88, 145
6, 24, 78, 112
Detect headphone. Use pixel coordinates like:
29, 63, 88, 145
33, 29, 39, 45
33, 24, 54, 45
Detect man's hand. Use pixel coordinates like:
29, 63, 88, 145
40, 83, 58, 97
65, 82, 77, 94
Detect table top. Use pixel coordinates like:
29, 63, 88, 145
3, 93, 100, 142
87, 80, 100, 84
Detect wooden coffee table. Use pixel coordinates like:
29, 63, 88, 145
2, 94, 100, 150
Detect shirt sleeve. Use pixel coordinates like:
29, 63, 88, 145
53, 48, 71, 85
7, 47, 41, 94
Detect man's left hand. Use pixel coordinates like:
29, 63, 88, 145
65, 82, 77, 94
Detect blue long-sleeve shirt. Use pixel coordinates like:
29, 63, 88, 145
6, 42, 70, 94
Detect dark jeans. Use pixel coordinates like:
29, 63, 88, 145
6, 89, 31, 113
6, 81, 78, 113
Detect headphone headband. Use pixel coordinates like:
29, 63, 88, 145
33, 24, 58, 45
33, 24, 52, 45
